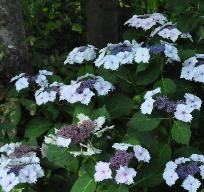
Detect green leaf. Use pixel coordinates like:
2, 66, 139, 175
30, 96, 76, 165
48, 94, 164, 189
177, 14, 199, 32
72, 23, 82, 33
73, 104, 93, 122
25, 118, 51, 138
154, 78, 176, 96
118, 185, 128, 192
96, 184, 128, 192
165, 0, 188, 13
198, 27, 204, 40
123, 29, 146, 41
136, 62, 150, 74
46, 145, 79, 172
127, 112, 161, 132
42, 104, 59, 120
10, 102, 21, 125
20, 99, 36, 116
135, 62, 161, 85
106, 94, 134, 119
97, 68, 117, 84
134, 143, 171, 188
91, 106, 110, 122
174, 146, 201, 158
122, 134, 140, 145
49, 75, 63, 83
171, 121, 191, 145
70, 173, 96, 192
179, 49, 196, 61
78, 65, 95, 76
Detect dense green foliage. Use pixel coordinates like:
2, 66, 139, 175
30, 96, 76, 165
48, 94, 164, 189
1, 0, 204, 192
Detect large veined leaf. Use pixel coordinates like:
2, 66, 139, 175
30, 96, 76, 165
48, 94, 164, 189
165, 0, 189, 13
70, 173, 96, 192
20, 98, 36, 116
106, 94, 134, 119
171, 121, 191, 145
132, 143, 171, 188
135, 62, 161, 85
78, 65, 95, 76
96, 184, 128, 192
46, 145, 79, 172
10, 101, 21, 126
154, 78, 176, 96
179, 49, 196, 61
127, 112, 161, 132
91, 106, 110, 122
25, 118, 52, 138
177, 14, 199, 32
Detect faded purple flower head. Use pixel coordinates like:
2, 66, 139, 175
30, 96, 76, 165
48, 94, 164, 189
176, 162, 199, 179
195, 59, 204, 67
76, 79, 97, 94
28, 75, 37, 83
45, 85, 60, 93
165, 25, 176, 30
10, 145, 39, 158
155, 95, 169, 110
57, 120, 95, 143
165, 100, 185, 113
109, 150, 134, 170
149, 44, 165, 54
108, 44, 132, 55
78, 46, 87, 52
8, 165, 25, 176
166, 101, 177, 113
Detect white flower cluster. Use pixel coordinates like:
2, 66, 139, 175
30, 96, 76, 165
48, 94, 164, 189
35, 82, 63, 106
112, 143, 151, 163
141, 87, 202, 123
140, 87, 161, 115
125, 13, 167, 31
94, 40, 150, 70
174, 93, 202, 122
0, 143, 44, 192
59, 74, 114, 105
126, 13, 191, 42
163, 154, 204, 192
64, 45, 96, 64
150, 22, 183, 42
12, 72, 113, 106
11, 70, 53, 92
162, 41, 180, 62
94, 143, 150, 185
44, 113, 114, 157
181, 54, 204, 83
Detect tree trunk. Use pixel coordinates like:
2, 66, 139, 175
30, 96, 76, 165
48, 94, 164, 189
85, 0, 119, 48
0, 0, 30, 77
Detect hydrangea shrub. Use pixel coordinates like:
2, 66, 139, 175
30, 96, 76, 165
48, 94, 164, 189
1, 9, 204, 192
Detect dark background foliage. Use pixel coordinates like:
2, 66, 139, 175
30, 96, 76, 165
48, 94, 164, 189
1, 0, 204, 191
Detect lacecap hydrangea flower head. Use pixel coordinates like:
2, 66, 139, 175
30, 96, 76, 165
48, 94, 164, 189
181, 54, 204, 83
94, 143, 150, 185
64, 45, 97, 64
59, 73, 114, 105
43, 113, 114, 157
125, 13, 167, 31
10, 70, 53, 92
0, 143, 44, 192
11, 72, 114, 106
140, 87, 202, 123
148, 41, 180, 63
94, 40, 151, 70
126, 13, 191, 42
163, 154, 204, 192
